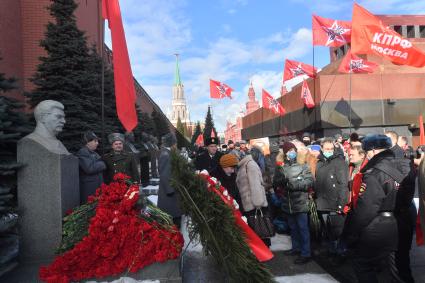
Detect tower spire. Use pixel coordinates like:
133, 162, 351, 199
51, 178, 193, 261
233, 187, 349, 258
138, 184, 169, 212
174, 53, 182, 86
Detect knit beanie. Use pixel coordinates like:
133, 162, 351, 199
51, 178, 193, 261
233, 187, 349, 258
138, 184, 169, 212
219, 154, 239, 168
281, 141, 296, 154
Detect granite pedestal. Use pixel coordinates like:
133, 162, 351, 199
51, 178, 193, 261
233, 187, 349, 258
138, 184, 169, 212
17, 137, 79, 262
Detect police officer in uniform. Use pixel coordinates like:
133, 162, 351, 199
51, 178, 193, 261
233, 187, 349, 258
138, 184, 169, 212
103, 133, 140, 184
194, 137, 222, 173
342, 135, 403, 283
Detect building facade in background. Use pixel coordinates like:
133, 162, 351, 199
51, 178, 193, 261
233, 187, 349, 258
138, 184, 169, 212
241, 15, 425, 147
169, 55, 191, 126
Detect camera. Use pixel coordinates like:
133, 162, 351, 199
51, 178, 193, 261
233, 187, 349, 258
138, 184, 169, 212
404, 145, 425, 159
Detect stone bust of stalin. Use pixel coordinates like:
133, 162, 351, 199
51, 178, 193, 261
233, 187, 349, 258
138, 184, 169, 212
24, 100, 69, 155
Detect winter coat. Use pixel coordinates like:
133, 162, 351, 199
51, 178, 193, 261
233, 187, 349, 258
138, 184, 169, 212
342, 149, 403, 256
76, 146, 106, 204
273, 160, 314, 214
210, 166, 243, 212
236, 155, 268, 212
194, 150, 223, 173
103, 151, 140, 184
418, 159, 425, 242
315, 152, 349, 212
157, 148, 182, 218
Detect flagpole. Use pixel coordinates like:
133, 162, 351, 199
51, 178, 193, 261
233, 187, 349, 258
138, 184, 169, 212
380, 67, 386, 132
349, 71, 352, 133
312, 46, 317, 135
261, 107, 264, 138
101, 15, 105, 155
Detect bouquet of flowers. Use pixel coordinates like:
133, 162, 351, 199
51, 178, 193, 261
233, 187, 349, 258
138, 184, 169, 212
39, 173, 183, 283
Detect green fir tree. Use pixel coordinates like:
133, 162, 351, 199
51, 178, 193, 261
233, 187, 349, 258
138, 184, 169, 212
151, 109, 170, 143
190, 121, 202, 145
25, 0, 113, 152
203, 106, 217, 141
133, 108, 156, 147
176, 116, 189, 149
0, 62, 30, 275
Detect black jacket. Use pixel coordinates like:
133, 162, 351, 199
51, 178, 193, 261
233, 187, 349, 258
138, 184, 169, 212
273, 160, 314, 214
342, 149, 403, 255
315, 152, 349, 212
194, 151, 223, 173
210, 166, 244, 212
76, 146, 106, 203
389, 145, 416, 213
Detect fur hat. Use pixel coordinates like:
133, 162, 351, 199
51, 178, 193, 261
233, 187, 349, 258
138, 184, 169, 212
205, 137, 219, 146
161, 133, 177, 147
281, 141, 297, 154
108, 133, 125, 144
362, 134, 392, 151
219, 154, 238, 168
83, 131, 99, 144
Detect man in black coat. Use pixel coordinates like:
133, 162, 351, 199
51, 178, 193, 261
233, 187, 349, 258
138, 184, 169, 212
342, 135, 404, 283
315, 138, 349, 249
385, 131, 416, 283
157, 133, 182, 228
103, 133, 140, 184
76, 131, 106, 204
195, 137, 222, 173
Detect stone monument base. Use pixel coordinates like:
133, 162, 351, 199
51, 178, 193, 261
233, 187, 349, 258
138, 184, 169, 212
17, 137, 79, 262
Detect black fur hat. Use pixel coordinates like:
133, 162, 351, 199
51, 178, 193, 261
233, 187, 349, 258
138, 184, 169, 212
362, 134, 392, 151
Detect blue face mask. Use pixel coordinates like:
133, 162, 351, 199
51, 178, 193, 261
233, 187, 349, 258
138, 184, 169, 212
323, 151, 334, 159
287, 151, 297, 160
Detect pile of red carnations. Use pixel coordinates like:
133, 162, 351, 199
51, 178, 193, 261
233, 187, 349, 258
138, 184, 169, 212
39, 173, 184, 283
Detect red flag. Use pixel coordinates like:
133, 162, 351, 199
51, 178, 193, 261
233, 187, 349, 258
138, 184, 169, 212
352, 3, 425, 67
102, 0, 137, 132
262, 89, 286, 116
195, 134, 204, 146
338, 49, 378, 73
210, 128, 216, 138
301, 80, 315, 109
420, 115, 425, 145
283, 59, 317, 82
210, 79, 233, 99
312, 15, 351, 47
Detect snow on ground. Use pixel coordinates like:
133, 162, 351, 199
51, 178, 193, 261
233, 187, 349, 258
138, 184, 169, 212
270, 234, 292, 252
275, 274, 338, 283
147, 195, 158, 206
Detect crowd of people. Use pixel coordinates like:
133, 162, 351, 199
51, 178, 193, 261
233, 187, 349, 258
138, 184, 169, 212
74, 127, 422, 283
190, 131, 422, 283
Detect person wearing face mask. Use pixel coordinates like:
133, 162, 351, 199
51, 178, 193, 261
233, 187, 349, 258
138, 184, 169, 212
273, 142, 314, 264
76, 131, 106, 204
210, 154, 243, 212
315, 137, 349, 256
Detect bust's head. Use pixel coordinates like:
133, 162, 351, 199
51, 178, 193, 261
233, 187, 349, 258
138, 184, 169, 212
34, 100, 65, 137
